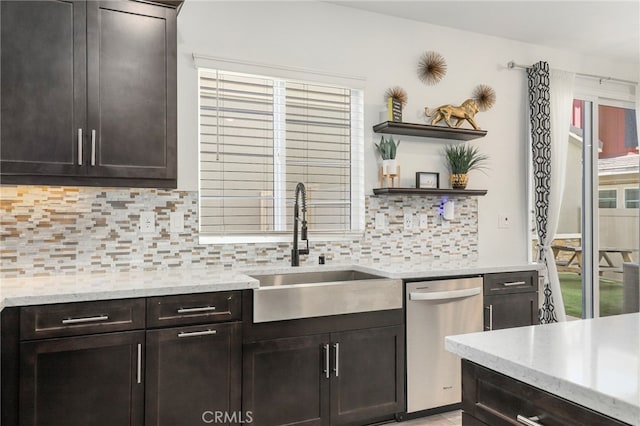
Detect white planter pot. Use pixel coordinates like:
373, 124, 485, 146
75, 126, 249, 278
382, 159, 399, 175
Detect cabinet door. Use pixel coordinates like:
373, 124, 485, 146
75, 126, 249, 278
0, 0, 86, 178
86, 1, 176, 182
243, 334, 330, 426
330, 325, 405, 426
20, 331, 144, 426
145, 322, 241, 426
484, 293, 538, 331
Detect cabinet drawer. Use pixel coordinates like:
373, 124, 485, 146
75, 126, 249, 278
146, 291, 241, 328
20, 298, 145, 340
484, 271, 537, 295
462, 360, 627, 426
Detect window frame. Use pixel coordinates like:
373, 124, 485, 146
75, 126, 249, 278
194, 55, 366, 244
624, 187, 639, 209
598, 188, 618, 208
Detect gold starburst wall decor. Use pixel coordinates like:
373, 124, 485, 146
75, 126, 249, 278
384, 86, 408, 108
472, 84, 496, 111
417, 51, 447, 85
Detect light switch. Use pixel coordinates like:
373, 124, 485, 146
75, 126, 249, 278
419, 214, 429, 229
498, 213, 511, 229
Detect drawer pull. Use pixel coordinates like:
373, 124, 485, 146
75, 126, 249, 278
178, 329, 217, 338
177, 306, 217, 314
503, 281, 527, 287
517, 415, 543, 426
61, 315, 109, 325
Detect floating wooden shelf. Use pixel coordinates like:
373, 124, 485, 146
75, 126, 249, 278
373, 121, 487, 141
373, 187, 488, 196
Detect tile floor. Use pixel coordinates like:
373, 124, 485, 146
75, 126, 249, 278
399, 410, 462, 426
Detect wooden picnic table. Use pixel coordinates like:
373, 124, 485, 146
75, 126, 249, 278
551, 245, 634, 275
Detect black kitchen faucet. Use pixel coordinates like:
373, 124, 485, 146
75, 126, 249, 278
291, 182, 309, 266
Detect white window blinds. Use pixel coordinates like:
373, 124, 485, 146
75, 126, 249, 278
198, 68, 363, 241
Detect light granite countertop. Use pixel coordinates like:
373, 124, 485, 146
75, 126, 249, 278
0, 269, 259, 310
445, 313, 640, 425
0, 260, 541, 310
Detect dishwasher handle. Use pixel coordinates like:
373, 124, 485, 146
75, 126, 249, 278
409, 287, 482, 301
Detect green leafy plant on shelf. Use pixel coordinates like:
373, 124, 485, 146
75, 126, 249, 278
374, 136, 400, 160
442, 144, 489, 189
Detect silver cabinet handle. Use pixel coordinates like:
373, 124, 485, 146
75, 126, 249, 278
323, 344, 330, 379
136, 343, 142, 384
62, 315, 109, 325
503, 281, 527, 287
485, 305, 493, 331
517, 415, 543, 426
90, 129, 96, 166
177, 329, 217, 338
333, 343, 340, 377
177, 306, 217, 314
77, 128, 83, 165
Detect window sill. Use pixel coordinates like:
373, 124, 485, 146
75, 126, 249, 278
199, 231, 365, 245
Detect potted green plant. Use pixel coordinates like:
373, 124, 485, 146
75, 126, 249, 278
375, 136, 400, 175
442, 144, 489, 189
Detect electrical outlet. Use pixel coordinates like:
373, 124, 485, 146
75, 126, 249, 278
404, 213, 413, 231
375, 212, 386, 230
419, 213, 429, 229
498, 213, 511, 229
170, 212, 184, 233
140, 211, 155, 233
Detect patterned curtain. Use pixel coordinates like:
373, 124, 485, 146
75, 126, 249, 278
527, 61, 574, 323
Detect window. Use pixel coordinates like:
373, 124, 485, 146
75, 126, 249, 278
198, 68, 364, 242
598, 189, 617, 208
625, 188, 639, 208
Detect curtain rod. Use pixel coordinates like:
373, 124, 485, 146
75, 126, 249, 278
507, 61, 638, 86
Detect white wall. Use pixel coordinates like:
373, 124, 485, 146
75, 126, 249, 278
175, 1, 638, 264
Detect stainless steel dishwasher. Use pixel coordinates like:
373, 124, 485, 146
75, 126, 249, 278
406, 276, 483, 414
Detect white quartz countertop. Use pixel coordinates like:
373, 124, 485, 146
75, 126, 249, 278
445, 313, 640, 425
0, 269, 259, 310
0, 260, 540, 310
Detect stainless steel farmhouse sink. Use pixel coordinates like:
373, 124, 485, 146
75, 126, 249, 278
251, 270, 383, 287
250, 269, 402, 323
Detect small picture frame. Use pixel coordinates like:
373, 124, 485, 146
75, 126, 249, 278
416, 172, 439, 189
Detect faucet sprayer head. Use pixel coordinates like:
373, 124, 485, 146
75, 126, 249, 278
295, 182, 307, 213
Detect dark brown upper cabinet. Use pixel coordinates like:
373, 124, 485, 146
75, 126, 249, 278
0, 0, 177, 188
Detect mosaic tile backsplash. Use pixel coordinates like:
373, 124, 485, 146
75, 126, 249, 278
0, 186, 478, 278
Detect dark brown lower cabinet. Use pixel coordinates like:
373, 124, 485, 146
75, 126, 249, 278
483, 292, 538, 331
19, 331, 145, 426
483, 271, 539, 331
462, 360, 628, 426
145, 322, 242, 426
243, 334, 330, 426
330, 326, 404, 426
243, 325, 404, 426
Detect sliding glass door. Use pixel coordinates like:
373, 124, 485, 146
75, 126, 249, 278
596, 102, 639, 316
534, 92, 638, 319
